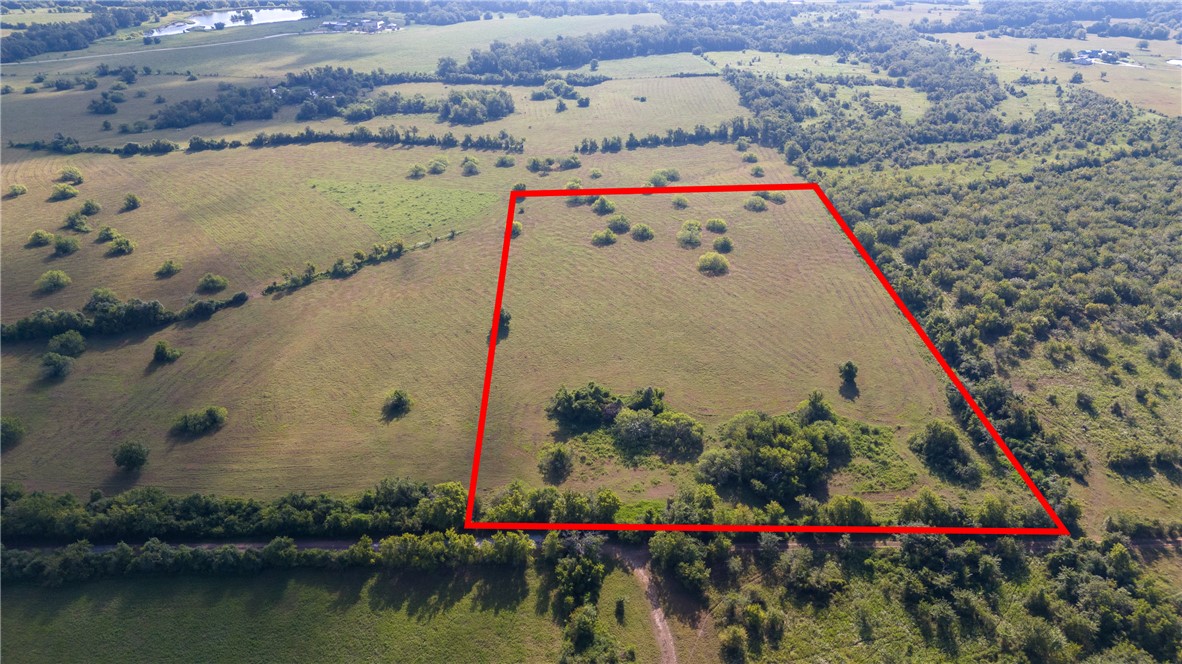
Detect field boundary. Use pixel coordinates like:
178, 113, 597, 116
464, 182, 1069, 536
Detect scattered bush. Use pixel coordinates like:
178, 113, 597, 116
427, 158, 448, 175
53, 235, 80, 256
1, 416, 26, 448
172, 406, 228, 436
196, 273, 228, 293
839, 361, 858, 384
40, 352, 74, 380
63, 210, 91, 232
697, 252, 730, 276
382, 389, 413, 419
26, 230, 54, 247
80, 199, 101, 216
705, 218, 728, 233
742, 152, 758, 163
744, 196, 768, 212
908, 421, 981, 484
671, 195, 689, 210
112, 441, 149, 471
591, 196, 616, 215
589, 168, 603, 179
121, 193, 141, 211
630, 224, 654, 241
47, 330, 86, 357
676, 220, 702, 248
107, 236, 136, 256
511, 221, 523, 238
606, 215, 630, 234
7, 184, 28, 198
713, 236, 734, 253
591, 229, 617, 246
751, 165, 765, 177
49, 184, 79, 201
153, 340, 182, 363
96, 226, 119, 242
408, 163, 426, 178
538, 443, 574, 483
461, 156, 480, 176
155, 259, 181, 278
34, 269, 72, 292
58, 166, 83, 184
495, 155, 515, 168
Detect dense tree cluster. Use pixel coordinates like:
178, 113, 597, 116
0, 6, 151, 62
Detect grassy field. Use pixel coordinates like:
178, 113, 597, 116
0, 568, 578, 663
0, 142, 799, 498
2, 13, 667, 77
1, 7, 94, 24
933, 32, 1182, 116
556, 53, 720, 78
478, 188, 1038, 514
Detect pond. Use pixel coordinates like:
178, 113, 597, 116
148, 8, 306, 37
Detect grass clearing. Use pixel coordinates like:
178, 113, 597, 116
556, 53, 719, 78
311, 179, 503, 241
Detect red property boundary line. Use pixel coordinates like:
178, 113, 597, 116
464, 182, 1069, 537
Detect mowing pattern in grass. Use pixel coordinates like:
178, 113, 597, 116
479, 190, 1022, 510
312, 179, 502, 241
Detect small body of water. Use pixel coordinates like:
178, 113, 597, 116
148, 8, 305, 37
1167, 59, 1182, 67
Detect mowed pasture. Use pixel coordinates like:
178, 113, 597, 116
555, 52, 719, 78
3, 13, 667, 77
934, 33, 1182, 116
0, 142, 794, 497
478, 189, 1019, 510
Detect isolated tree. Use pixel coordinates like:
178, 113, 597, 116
556, 99, 567, 112
112, 441, 149, 471
122, 193, 142, 211
606, 215, 630, 234
196, 273, 228, 293
27, 229, 54, 247
671, 195, 689, 209
35, 269, 71, 292
153, 340, 182, 363
630, 224, 654, 241
461, 156, 480, 176
49, 184, 79, 201
538, 443, 574, 483
591, 229, 616, 246
839, 361, 858, 384
383, 389, 412, 419
744, 196, 768, 212
511, 221, 523, 238
58, 166, 83, 184
705, 218, 728, 233
591, 196, 615, 215
156, 259, 181, 278
408, 163, 426, 178
677, 220, 702, 248
40, 352, 74, 380
6, 184, 28, 198
53, 235, 80, 256
697, 252, 730, 276
172, 406, 228, 435
1, 416, 27, 448
80, 199, 101, 215
713, 236, 733, 253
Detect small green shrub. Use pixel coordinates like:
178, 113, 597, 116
172, 406, 228, 436
80, 199, 102, 215
107, 236, 136, 256
589, 168, 603, 179
63, 210, 91, 232
697, 251, 730, 276
591, 196, 616, 215
382, 390, 412, 419
427, 158, 448, 175
112, 441, 149, 471
537, 443, 574, 483
35, 269, 72, 292
712, 236, 734, 253
97, 226, 120, 243
156, 259, 181, 278
629, 224, 653, 241
751, 165, 765, 177
606, 215, 630, 234
676, 220, 702, 248
591, 229, 617, 246
495, 155, 515, 168
1, 416, 26, 448
58, 166, 84, 184
26, 229, 54, 247
461, 156, 480, 176
744, 196, 768, 212
196, 273, 228, 293
839, 361, 858, 384
741, 152, 758, 163
705, 218, 727, 233
671, 195, 689, 210
40, 352, 75, 380
408, 163, 426, 178
47, 330, 86, 357
122, 193, 142, 211
7, 184, 28, 198
153, 340, 182, 363
511, 221, 523, 238
53, 235, 80, 256
49, 184, 79, 201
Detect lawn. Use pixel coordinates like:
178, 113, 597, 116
0, 568, 570, 663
